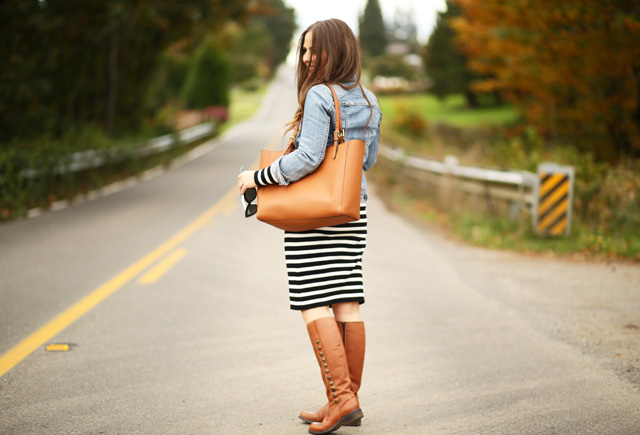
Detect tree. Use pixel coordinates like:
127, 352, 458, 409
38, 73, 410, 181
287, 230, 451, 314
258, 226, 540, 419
389, 7, 419, 53
0, 0, 255, 141
230, 22, 272, 83
181, 37, 232, 109
258, 0, 296, 73
424, 1, 480, 107
359, 0, 387, 58
450, 0, 640, 161
230, 0, 296, 83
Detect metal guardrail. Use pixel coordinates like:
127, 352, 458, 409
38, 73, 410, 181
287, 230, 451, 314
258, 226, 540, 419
378, 144, 539, 218
20, 122, 215, 179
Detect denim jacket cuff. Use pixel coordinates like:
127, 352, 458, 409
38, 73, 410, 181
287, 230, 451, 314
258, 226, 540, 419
276, 159, 292, 186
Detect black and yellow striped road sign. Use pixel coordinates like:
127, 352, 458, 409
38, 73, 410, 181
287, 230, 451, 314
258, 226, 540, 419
534, 163, 574, 236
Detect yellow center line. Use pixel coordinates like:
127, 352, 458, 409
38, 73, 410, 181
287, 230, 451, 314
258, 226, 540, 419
138, 248, 188, 285
0, 129, 286, 379
0, 186, 237, 379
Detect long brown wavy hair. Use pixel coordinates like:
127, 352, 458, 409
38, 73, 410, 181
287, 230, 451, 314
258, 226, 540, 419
286, 19, 364, 135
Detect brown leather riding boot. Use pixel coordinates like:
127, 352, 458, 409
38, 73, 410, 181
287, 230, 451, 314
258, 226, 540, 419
305, 317, 363, 435
300, 321, 366, 426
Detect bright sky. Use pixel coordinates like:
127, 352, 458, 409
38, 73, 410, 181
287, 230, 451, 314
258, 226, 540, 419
283, 0, 447, 44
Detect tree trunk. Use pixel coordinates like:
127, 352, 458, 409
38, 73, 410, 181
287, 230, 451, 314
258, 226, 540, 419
105, 25, 118, 134
465, 89, 478, 109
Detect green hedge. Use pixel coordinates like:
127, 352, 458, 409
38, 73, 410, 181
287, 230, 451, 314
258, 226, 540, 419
181, 38, 231, 110
0, 125, 210, 221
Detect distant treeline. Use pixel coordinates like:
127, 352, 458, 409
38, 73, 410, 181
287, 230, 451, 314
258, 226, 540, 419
0, 0, 295, 142
426, 0, 640, 163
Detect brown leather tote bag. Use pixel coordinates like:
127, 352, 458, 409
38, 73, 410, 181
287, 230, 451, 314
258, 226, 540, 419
256, 84, 366, 232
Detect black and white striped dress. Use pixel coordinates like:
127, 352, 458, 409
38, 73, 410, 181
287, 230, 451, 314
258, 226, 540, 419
284, 205, 367, 310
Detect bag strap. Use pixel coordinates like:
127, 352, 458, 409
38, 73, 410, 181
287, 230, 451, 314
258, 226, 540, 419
326, 84, 345, 146
327, 83, 373, 146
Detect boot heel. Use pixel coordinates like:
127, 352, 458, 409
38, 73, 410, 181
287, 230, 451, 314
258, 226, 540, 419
309, 409, 364, 435
342, 408, 364, 426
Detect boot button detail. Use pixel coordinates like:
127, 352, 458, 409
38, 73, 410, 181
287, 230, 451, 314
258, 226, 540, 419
325, 369, 330, 374
319, 352, 324, 356
315, 339, 320, 344
333, 393, 337, 398
317, 346, 322, 350
329, 382, 334, 386
323, 363, 328, 368
321, 357, 326, 362
334, 399, 339, 404
331, 388, 336, 392
327, 376, 332, 380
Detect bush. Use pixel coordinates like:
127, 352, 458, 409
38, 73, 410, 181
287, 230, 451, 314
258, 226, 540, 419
0, 124, 197, 221
0, 127, 108, 218
582, 160, 640, 234
181, 37, 231, 109
490, 127, 639, 238
392, 103, 428, 138
145, 53, 189, 115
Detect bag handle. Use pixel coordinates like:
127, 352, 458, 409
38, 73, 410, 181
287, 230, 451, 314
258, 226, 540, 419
326, 84, 345, 147
327, 84, 373, 157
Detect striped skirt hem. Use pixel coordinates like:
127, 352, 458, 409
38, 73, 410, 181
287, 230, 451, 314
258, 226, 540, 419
285, 205, 367, 311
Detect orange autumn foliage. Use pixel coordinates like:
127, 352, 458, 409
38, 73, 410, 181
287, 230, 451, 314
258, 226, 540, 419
450, 0, 640, 162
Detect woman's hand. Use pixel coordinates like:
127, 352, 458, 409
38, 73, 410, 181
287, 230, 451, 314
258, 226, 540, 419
238, 171, 257, 195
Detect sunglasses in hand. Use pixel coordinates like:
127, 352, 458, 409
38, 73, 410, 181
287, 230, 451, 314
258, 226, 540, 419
242, 187, 257, 217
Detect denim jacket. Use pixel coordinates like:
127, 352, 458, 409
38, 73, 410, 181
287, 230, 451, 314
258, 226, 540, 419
273, 80, 382, 202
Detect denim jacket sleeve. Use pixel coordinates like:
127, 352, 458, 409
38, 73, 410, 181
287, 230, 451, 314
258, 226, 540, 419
362, 88, 380, 172
275, 85, 333, 185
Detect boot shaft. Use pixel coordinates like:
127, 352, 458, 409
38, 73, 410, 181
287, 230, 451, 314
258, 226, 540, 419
337, 321, 365, 395
307, 317, 356, 407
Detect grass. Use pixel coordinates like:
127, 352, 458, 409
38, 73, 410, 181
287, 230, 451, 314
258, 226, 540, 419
369, 161, 640, 262
375, 92, 519, 164
452, 210, 640, 260
369, 92, 639, 262
1, 83, 270, 221
378, 93, 518, 128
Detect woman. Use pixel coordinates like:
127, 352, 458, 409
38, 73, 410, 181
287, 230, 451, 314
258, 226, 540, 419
238, 18, 381, 435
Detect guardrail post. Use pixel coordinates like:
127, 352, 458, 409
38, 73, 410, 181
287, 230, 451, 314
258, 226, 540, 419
508, 200, 519, 221
442, 155, 459, 206
533, 163, 574, 237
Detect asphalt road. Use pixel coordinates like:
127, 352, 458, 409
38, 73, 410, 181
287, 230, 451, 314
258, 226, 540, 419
1, 69, 640, 434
